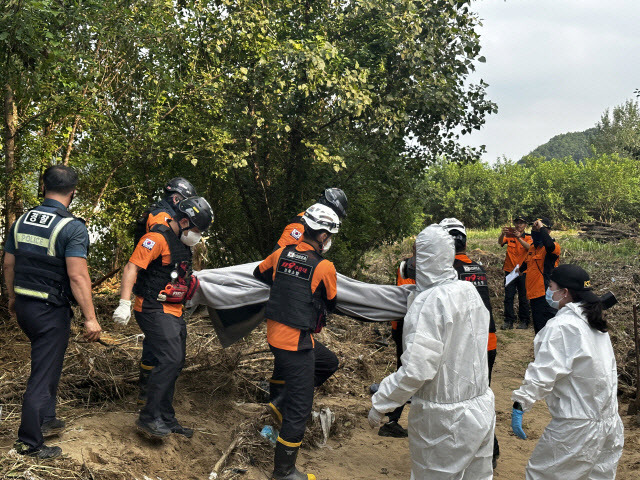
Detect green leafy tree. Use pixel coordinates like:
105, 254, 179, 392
592, 99, 640, 159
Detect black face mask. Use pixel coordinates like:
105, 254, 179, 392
531, 231, 543, 245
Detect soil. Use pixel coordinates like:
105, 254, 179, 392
2, 321, 640, 480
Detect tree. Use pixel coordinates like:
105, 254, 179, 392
592, 99, 640, 159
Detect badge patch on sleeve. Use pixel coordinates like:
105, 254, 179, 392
142, 238, 156, 250
290, 228, 302, 240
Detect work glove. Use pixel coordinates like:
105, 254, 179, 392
112, 299, 132, 325
511, 406, 527, 439
368, 406, 384, 429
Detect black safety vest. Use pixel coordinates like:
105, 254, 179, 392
453, 256, 496, 335
133, 199, 176, 247
265, 245, 325, 331
132, 224, 192, 306
12, 205, 82, 306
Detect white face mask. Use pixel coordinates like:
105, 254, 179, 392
181, 230, 202, 247
321, 237, 332, 253
545, 287, 562, 309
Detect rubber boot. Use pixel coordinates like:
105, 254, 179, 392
268, 378, 286, 427
138, 363, 153, 405
272, 441, 316, 480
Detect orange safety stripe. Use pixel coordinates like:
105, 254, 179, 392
487, 332, 497, 351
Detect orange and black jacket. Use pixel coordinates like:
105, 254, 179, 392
501, 233, 533, 272
521, 228, 560, 300
254, 242, 337, 351
274, 211, 306, 250
129, 225, 191, 318
133, 199, 175, 247
392, 259, 416, 330
454, 254, 497, 352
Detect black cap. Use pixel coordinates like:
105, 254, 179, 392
550, 264, 600, 303
530, 216, 552, 229
514, 214, 527, 223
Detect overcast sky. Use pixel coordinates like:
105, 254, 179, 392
460, 0, 640, 163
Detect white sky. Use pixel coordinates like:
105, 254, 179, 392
461, 0, 640, 162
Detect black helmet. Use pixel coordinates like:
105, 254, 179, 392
177, 196, 213, 232
164, 177, 197, 199
319, 188, 348, 218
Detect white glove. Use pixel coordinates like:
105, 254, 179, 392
368, 406, 384, 429
112, 299, 132, 325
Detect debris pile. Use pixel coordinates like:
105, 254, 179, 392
579, 221, 639, 243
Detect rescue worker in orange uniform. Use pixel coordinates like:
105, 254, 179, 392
274, 188, 347, 250
114, 177, 198, 404
440, 218, 500, 469
114, 196, 212, 438
376, 251, 415, 438
521, 217, 560, 334
254, 203, 341, 480
498, 215, 533, 329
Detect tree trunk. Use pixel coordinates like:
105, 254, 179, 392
3, 84, 19, 240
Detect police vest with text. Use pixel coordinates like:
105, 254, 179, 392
265, 245, 326, 332
12, 206, 80, 306
132, 224, 193, 306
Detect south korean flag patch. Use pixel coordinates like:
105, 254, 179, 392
142, 238, 156, 250
290, 228, 302, 240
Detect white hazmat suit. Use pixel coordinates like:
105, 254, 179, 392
512, 301, 624, 480
372, 225, 495, 479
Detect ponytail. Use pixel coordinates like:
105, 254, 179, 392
568, 289, 607, 332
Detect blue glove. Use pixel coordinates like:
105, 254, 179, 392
511, 407, 527, 439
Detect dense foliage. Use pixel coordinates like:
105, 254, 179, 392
1, 0, 496, 277
421, 154, 640, 228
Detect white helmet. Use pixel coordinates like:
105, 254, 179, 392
303, 203, 340, 234
439, 217, 466, 236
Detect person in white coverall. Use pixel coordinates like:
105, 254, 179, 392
511, 264, 623, 480
369, 224, 495, 479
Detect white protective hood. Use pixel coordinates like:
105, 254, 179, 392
372, 224, 494, 479
414, 224, 458, 291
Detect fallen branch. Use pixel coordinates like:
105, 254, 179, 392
91, 267, 121, 289
209, 433, 243, 479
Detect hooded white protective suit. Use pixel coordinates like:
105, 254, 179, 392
512, 301, 624, 480
372, 225, 495, 479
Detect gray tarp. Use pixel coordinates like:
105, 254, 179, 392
189, 262, 414, 347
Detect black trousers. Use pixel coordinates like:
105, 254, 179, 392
140, 336, 158, 370
387, 324, 405, 423
15, 297, 72, 449
270, 340, 338, 444
503, 272, 530, 325
135, 309, 186, 425
530, 296, 557, 334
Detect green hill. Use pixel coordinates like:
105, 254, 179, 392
525, 128, 596, 161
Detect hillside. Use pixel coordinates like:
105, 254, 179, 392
524, 127, 597, 162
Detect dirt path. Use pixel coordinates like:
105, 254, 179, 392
2, 326, 639, 479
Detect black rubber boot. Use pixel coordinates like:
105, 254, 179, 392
272, 441, 315, 480
516, 322, 529, 329
268, 378, 286, 427
500, 321, 513, 330
138, 364, 153, 405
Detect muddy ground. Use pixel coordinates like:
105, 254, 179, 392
1, 231, 640, 479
